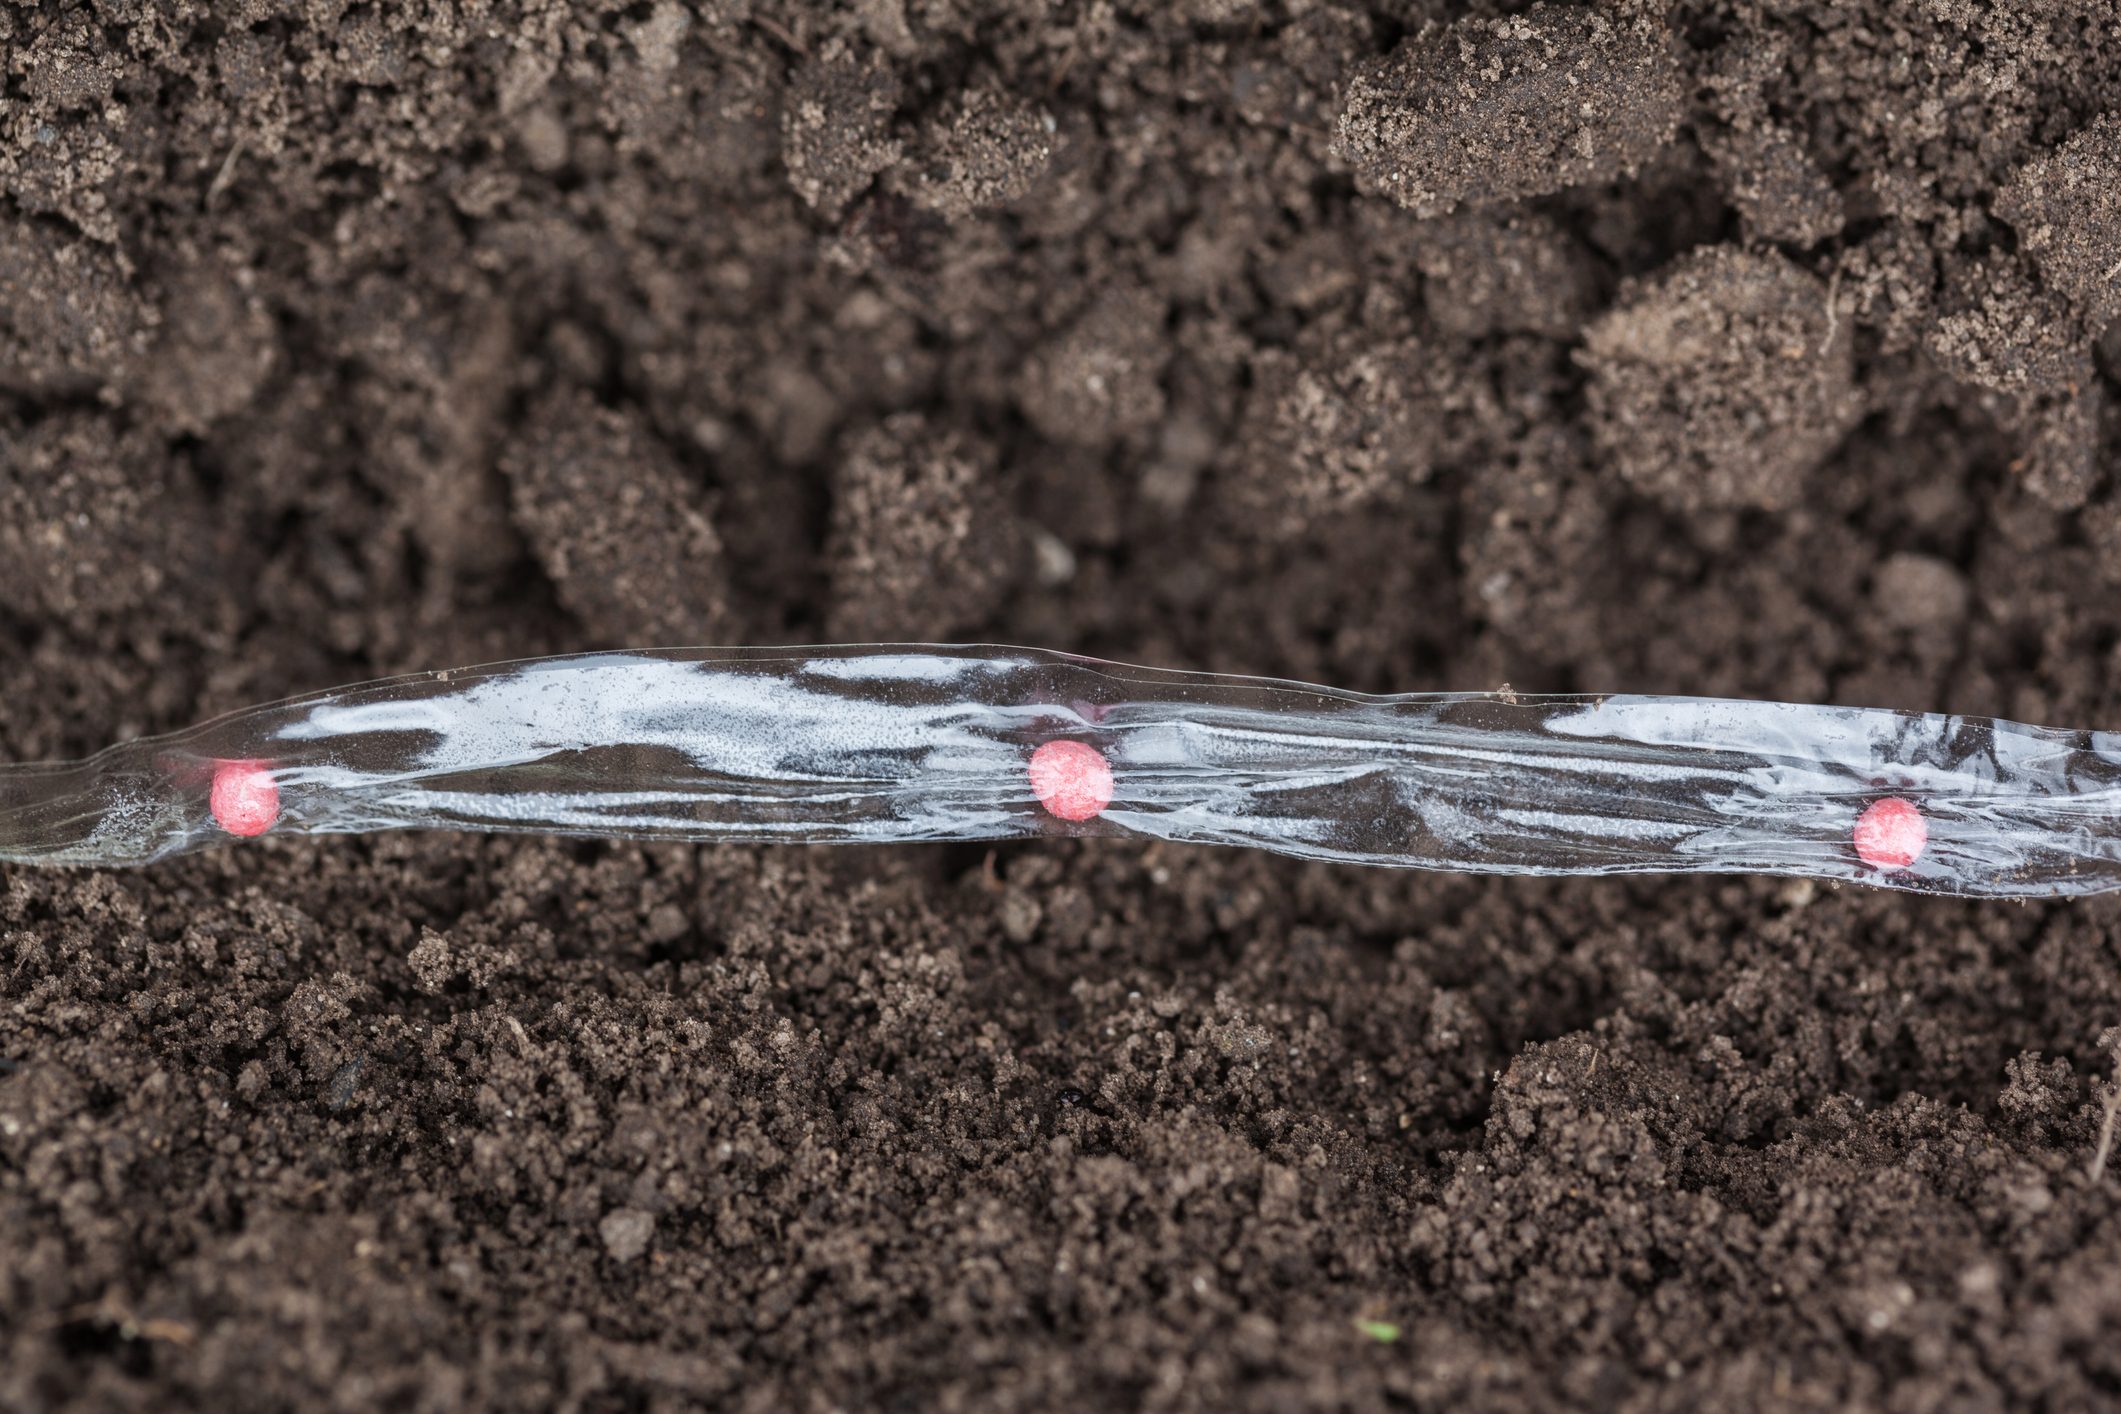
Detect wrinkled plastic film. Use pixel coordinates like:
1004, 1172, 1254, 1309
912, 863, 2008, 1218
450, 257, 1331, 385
4, 645, 2120, 896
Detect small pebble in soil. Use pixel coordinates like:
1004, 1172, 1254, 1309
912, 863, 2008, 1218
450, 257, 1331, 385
599, 1208, 656, 1262
325, 1057, 365, 1112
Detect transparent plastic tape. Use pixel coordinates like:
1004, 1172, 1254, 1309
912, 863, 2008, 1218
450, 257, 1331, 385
4, 645, 2119, 897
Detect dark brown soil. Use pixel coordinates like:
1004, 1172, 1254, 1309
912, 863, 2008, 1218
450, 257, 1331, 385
5, 1, 2121, 1409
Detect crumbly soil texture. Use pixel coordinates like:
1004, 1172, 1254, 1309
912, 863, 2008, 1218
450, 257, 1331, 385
5, 1, 2121, 1409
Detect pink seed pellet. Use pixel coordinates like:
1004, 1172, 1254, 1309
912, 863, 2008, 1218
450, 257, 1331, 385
1028, 739, 1114, 821
211, 760, 281, 837
1853, 796, 1926, 870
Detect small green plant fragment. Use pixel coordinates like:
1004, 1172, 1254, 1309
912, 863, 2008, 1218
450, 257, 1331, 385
1355, 1319, 1401, 1344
